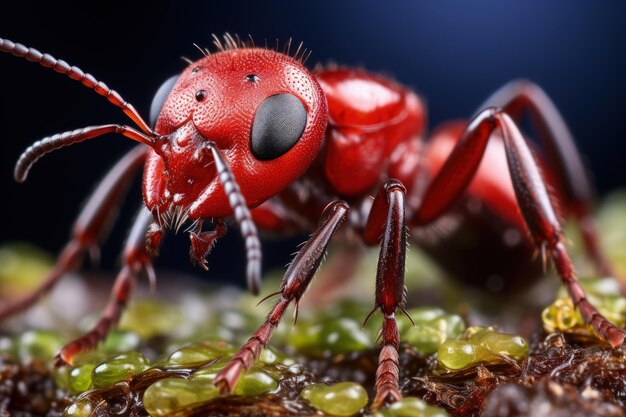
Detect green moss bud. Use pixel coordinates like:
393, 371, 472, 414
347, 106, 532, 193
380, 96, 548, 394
438, 327, 528, 370
143, 377, 219, 416
91, 351, 149, 388
291, 318, 370, 356
373, 396, 449, 417
17, 330, 66, 363
301, 382, 368, 416
62, 399, 92, 417
118, 299, 183, 339
69, 363, 95, 394
167, 341, 233, 365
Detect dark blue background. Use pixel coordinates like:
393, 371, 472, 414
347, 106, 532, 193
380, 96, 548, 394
1, 1, 624, 280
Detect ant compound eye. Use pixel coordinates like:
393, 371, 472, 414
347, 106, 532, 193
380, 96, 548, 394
251, 93, 307, 160
195, 90, 208, 102
245, 74, 260, 83
149, 74, 180, 128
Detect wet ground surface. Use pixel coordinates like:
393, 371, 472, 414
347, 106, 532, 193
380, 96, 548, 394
1, 191, 625, 416
1, 330, 625, 417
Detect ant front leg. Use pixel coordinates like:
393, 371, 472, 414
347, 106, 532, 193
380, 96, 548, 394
214, 201, 349, 393
363, 180, 407, 408
480, 80, 613, 277
414, 108, 626, 348
55, 207, 155, 366
0, 145, 147, 320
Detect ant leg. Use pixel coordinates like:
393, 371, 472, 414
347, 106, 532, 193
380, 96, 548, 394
213, 201, 349, 393
480, 80, 612, 277
363, 180, 407, 408
55, 207, 154, 366
251, 200, 360, 306
0, 145, 147, 320
251, 198, 363, 305
414, 108, 626, 348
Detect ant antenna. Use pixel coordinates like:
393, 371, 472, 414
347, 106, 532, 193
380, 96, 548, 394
0, 38, 152, 134
14, 124, 156, 182
206, 142, 262, 295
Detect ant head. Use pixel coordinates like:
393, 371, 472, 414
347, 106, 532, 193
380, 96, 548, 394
149, 45, 328, 217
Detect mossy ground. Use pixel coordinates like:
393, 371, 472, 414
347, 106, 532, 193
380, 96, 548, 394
1, 191, 626, 417
1, 331, 625, 416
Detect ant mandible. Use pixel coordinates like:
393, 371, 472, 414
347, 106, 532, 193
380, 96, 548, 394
0, 34, 623, 408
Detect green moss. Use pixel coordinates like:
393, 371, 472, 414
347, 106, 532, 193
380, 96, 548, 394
398, 307, 466, 355
0, 243, 53, 294
17, 330, 66, 363
291, 317, 371, 356
373, 397, 449, 417
68, 363, 95, 394
62, 399, 92, 417
143, 377, 219, 416
233, 368, 279, 396
118, 299, 183, 339
258, 346, 294, 366
542, 277, 626, 338
52, 365, 71, 391
167, 341, 233, 365
301, 382, 369, 416
190, 359, 278, 396
101, 330, 141, 353
91, 351, 149, 388
596, 191, 626, 277
438, 326, 528, 370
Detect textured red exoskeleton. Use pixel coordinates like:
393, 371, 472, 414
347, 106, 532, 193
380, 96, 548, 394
1, 34, 623, 407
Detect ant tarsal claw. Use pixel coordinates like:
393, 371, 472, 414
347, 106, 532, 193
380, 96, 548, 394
214, 360, 245, 394
372, 384, 402, 409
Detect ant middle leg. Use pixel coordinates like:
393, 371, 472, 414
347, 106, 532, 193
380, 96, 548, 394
363, 180, 408, 408
214, 200, 349, 393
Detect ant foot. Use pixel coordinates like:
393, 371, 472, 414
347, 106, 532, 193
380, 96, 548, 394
372, 383, 402, 409
214, 360, 245, 394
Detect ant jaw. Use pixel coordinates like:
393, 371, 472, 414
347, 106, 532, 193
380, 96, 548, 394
149, 123, 263, 295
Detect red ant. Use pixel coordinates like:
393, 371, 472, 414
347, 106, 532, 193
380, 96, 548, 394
0, 34, 623, 407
